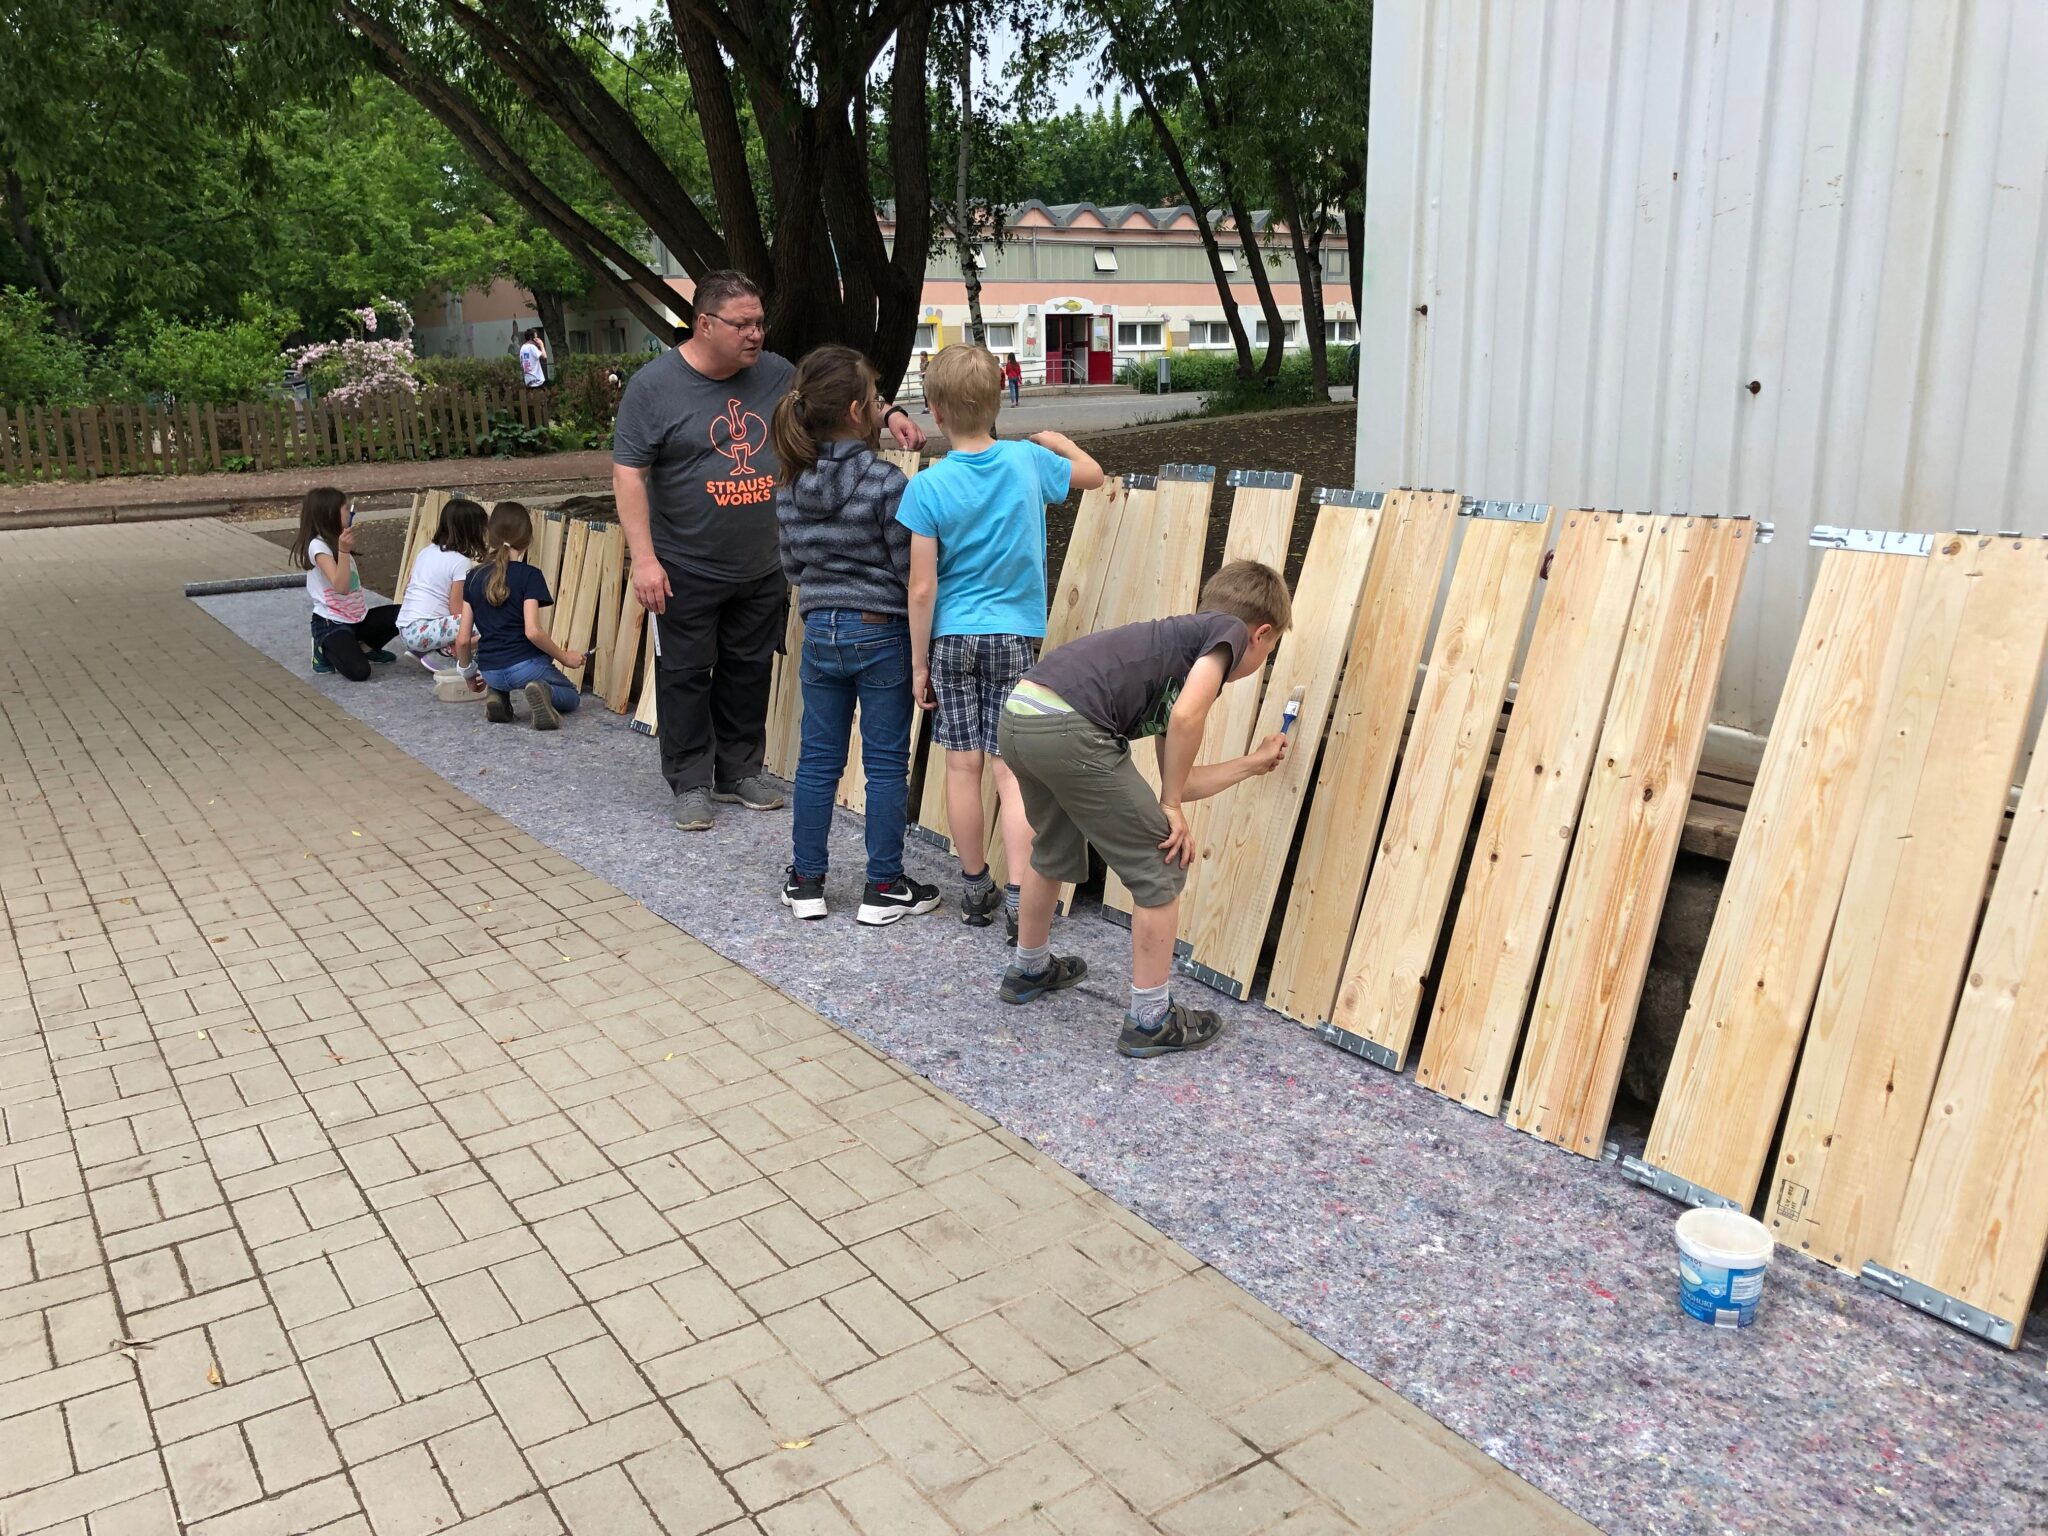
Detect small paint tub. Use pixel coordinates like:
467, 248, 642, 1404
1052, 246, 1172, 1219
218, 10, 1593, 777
1675, 1207, 1773, 1328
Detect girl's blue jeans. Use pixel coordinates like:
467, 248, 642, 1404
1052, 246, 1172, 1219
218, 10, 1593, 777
481, 655, 580, 713
793, 611, 913, 884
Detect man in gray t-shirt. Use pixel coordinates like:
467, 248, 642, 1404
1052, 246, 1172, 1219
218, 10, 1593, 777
613, 270, 924, 829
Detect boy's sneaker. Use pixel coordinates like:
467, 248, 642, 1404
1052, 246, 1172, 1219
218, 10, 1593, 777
366, 648, 398, 665
858, 878, 941, 926
1005, 907, 1019, 946
712, 775, 785, 811
310, 638, 334, 675
960, 882, 1001, 928
673, 787, 714, 831
523, 680, 561, 731
484, 689, 514, 723
781, 868, 827, 920
999, 954, 1087, 1004
1118, 1001, 1224, 1059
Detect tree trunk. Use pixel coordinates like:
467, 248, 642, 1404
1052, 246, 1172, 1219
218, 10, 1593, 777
532, 291, 571, 373
1274, 167, 1328, 399
954, 0, 986, 346
1126, 71, 1254, 378
1188, 63, 1288, 379
2, 162, 71, 327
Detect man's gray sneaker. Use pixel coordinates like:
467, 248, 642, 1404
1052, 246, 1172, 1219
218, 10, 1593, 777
674, 787, 714, 831
712, 774, 786, 811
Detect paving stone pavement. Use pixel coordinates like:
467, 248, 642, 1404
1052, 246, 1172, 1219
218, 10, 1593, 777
0, 520, 1595, 1535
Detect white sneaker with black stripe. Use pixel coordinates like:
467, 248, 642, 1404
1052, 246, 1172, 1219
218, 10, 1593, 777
857, 877, 941, 926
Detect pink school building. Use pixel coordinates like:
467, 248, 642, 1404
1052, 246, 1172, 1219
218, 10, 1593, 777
412, 201, 1353, 386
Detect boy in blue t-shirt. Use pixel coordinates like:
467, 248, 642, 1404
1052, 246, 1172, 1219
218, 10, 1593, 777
902, 345, 1105, 932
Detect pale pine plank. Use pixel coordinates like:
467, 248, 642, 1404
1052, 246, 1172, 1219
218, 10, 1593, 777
1882, 709, 2048, 1347
549, 518, 591, 647
1264, 491, 1460, 1025
762, 596, 806, 779
1175, 474, 1300, 946
590, 524, 628, 699
1325, 508, 1552, 1068
535, 512, 568, 594
606, 586, 648, 714
1100, 473, 1216, 917
396, 490, 447, 600
1417, 513, 1648, 1111
1638, 547, 1922, 1206
1770, 535, 2048, 1269
1177, 498, 1382, 994
1507, 516, 1753, 1158
559, 521, 612, 690
631, 622, 659, 736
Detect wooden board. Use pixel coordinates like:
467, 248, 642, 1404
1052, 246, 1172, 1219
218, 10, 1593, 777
549, 519, 591, 647
1265, 491, 1460, 1024
1175, 497, 1382, 995
630, 622, 659, 736
1770, 534, 2048, 1269
1636, 547, 1923, 1205
1417, 514, 1654, 1112
606, 585, 648, 713
1101, 472, 1215, 917
535, 511, 567, 594
763, 597, 806, 779
1174, 473, 1300, 945
1325, 507, 1552, 1067
591, 525, 628, 701
396, 491, 444, 598
1507, 516, 1753, 1158
1881, 710, 2048, 1347
559, 521, 614, 691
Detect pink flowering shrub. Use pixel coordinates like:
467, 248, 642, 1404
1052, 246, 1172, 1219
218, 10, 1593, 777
286, 297, 420, 405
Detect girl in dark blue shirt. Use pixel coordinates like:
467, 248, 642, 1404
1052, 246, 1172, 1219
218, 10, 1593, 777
455, 501, 588, 730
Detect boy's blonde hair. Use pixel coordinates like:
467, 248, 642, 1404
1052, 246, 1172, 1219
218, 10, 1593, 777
923, 345, 1003, 436
1199, 559, 1293, 634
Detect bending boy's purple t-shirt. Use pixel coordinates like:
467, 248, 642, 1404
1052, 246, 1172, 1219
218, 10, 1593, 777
1026, 613, 1248, 739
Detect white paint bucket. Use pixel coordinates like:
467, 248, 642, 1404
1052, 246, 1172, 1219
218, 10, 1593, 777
1675, 1207, 1773, 1328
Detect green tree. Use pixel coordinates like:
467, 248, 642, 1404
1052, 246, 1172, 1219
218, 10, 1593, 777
0, 288, 93, 406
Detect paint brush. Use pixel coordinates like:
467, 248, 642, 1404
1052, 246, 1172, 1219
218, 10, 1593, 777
1280, 685, 1307, 735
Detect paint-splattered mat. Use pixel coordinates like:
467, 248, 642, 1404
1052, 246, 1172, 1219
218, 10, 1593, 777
199, 586, 2048, 1536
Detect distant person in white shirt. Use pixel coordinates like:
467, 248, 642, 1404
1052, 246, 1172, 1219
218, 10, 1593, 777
518, 328, 548, 389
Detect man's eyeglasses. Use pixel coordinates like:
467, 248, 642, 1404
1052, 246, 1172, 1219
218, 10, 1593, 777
702, 312, 767, 339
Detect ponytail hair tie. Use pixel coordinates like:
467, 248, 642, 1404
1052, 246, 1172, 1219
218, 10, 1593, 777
787, 388, 804, 404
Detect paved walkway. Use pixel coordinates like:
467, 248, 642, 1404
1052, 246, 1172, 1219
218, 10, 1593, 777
0, 522, 1588, 1534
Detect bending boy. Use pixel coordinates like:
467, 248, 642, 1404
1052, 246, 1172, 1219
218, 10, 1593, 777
996, 560, 1292, 1057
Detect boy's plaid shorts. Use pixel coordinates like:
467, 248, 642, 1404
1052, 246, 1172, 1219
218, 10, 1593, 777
930, 633, 1038, 754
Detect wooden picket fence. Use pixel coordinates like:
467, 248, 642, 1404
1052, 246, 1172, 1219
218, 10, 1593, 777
0, 386, 556, 481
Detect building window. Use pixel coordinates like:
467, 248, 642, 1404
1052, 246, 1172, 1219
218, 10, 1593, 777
569, 330, 591, 354
1255, 320, 1295, 346
1093, 247, 1119, 272
1191, 320, 1234, 346
914, 324, 936, 352
1325, 318, 1358, 344
1325, 251, 1348, 277
1219, 251, 1239, 273
1117, 321, 1163, 349
982, 323, 1016, 350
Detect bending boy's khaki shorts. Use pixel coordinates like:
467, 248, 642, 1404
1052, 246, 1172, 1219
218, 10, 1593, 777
996, 709, 1187, 909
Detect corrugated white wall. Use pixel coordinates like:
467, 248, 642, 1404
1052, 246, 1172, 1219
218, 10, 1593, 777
1357, 0, 2048, 735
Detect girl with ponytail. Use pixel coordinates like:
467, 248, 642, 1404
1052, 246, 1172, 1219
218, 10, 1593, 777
454, 501, 589, 730
771, 345, 939, 926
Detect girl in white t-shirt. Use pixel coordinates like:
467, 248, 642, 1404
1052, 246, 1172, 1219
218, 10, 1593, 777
396, 497, 486, 667
290, 486, 401, 681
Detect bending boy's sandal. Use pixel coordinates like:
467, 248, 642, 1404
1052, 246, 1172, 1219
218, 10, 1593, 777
998, 954, 1087, 1005
1118, 1001, 1224, 1058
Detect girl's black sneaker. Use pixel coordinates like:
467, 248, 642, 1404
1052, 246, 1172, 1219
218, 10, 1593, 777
781, 868, 827, 921
858, 877, 941, 926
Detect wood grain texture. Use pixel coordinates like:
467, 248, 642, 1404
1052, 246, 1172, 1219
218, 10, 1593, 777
591, 525, 628, 701
1175, 475, 1300, 947
1770, 535, 2048, 1270
549, 518, 591, 647
559, 521, 613, 689
1177, 498, 1381, 992
535, 511, 567, 593
1418, 513, 1649, 1111
1883, 709, 2048, 1347
605, 585, 648, 714
1326, 508, 1552, 1068
1639, 548, 1923, 1205
396, 491, 446, 598
1097, 475, 1211, 917
631, 621, 658, 734
1265, 491, 1460, 1025
762, 596, 806, 780
1507, 516, 1753, 1157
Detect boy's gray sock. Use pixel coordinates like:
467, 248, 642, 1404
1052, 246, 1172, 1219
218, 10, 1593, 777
1130, 981, 1171, 1030
964, 866, 996, 896
1014, 940, 1052, 977
1003, 883, 1021, 918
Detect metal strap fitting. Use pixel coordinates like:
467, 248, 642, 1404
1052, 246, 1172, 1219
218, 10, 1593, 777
1123, 473, 1159, 491
1859, 1261, 2017, 1348
1618, 1155, 1742, 1210
1226, 469, 1296, 490
1159, 463, 1217, 483
1312, 1019, 1398, 1071
1171, 950, 1245, 1000
1810, 526, 1936, 556
1458, 498, 1548, 523
1313, 487, 1386, 508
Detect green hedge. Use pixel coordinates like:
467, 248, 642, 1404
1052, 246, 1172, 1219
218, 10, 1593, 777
1121, 349, 1337, 414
